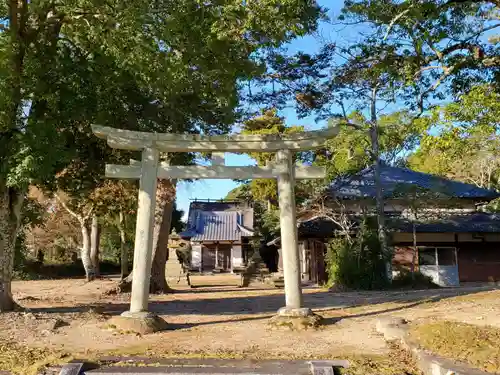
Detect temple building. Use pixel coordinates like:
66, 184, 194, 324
179, 199, 255, 273
268, 165, 500, 287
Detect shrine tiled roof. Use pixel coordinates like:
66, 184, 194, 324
180, 211, 254, 241
329, 165, 500, 200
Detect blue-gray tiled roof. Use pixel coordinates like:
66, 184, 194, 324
329, 165, 500, 200
180, 211, 254, 241
390, 212, 500, 233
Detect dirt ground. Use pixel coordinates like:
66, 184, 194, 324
3, 275, 500, 361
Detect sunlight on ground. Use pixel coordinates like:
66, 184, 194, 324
1, 277, 499, 374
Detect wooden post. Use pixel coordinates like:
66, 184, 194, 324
215, 242, 219, 270
199, 245, 203, 273
230, 243, 234, 273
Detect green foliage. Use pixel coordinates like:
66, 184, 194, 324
321, 111, 431, 179
13, 260, 121, 280
409, 85, 500, 191
225, 184, 280, 242
253, 0, 498, 122
259, 207, 281, 240
225, 184, 253, 202
100, 226, 133, 265
0, 0, 324, 226
326, 217, 390, 290
240, 109, 311, 207
340, 0, 499, 106
171, 202, 185, 234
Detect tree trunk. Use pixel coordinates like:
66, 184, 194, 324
370, 126, 389, 250
411, 223, 417, 280
119, 210, 128, 280
1, 0, 28, 312
369, 87, 391, 282
81, 221, 95, 282
149, 179, 176, 293
90, 215, 101, 277
0, 187, 24, 312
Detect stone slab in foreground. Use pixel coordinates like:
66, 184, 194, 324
58, 358, 349, 375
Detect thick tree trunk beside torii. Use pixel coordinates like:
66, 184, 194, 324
142, 178, 177, 293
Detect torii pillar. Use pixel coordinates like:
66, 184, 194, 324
92, 125, 338, 332
276, 149, 302, 309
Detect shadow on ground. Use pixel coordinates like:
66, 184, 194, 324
27, 285, 498, 329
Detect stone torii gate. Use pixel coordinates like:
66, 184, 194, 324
93, 125, 338, 331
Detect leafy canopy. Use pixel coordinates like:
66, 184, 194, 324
409, 84, 500, 190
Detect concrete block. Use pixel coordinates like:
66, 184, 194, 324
59, 362, 84, 375
309, 360, 349, 375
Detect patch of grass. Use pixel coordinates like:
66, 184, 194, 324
411, 320, 500, 373
343, 343, 422, 375
447, 290, 499, 303
0, 341, 72, 375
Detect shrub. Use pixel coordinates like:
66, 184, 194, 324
326, 217, 391, 290
392, 268, 440, 289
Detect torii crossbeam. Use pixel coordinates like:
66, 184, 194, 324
93, 124, 339, 331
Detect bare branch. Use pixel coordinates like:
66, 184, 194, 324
413, 65, 445, 78
84, 204, 95, 221
54, 193, 84, 224
383, 6, 413, 41
302, 196, 357, 243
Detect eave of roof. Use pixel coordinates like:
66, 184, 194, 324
267, 212, 500, 245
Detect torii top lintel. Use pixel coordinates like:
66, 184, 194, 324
92, 125, 339, 152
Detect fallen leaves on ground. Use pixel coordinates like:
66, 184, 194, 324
411, 320, 500, 373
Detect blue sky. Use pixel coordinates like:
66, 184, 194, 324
175, 1, 354, 218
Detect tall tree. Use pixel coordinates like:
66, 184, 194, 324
247, 0, 498, 278
0, 0, 324, 309
240, 109, 307, 208
339, 0, 499, 105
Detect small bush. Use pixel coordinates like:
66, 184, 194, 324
392, 268, 439, 289
326, 217, 391, 290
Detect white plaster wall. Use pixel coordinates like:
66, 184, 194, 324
232, 245, 244, 267
191, 243, 202, 269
